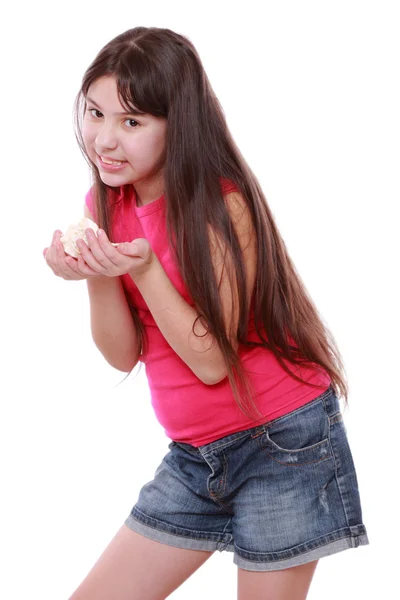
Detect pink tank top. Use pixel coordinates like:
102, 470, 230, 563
85, 178, 331, 446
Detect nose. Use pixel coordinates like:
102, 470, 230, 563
95, 121, 119, 151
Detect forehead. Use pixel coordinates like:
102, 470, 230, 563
86, 95, 146, 117
86, 77, 146, 116
86, 76, 167, 125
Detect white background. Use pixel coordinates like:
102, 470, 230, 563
1, 1, 398, 598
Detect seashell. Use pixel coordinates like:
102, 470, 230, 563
60, 217, 119, 257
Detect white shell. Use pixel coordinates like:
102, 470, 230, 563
60, 217, 119, 257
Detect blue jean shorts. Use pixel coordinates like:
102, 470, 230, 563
124, 385, 369, 571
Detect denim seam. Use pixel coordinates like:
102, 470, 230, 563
264, 431, 331, 454
204, 451, 232, 512
234, 525, 365, 561
200, 429, 263, 454
255, 390, 335, 461
221, 450, 228, 497
130, 507, 227, 541
221, 516, 233, 538
323, 396, 351, 530
262, 388, 333, 431
196, 387, 334, 454
257, 444, 333, 466
329, 412, 343, 425
207, 488, 232, 513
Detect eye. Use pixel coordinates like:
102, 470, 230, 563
124, 118, 139, 128
88, 108, 102, 119
87, 108, 139, 128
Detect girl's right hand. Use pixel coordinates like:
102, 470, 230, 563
43, 230, 103, 280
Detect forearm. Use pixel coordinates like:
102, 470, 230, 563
86, 275, 141, 372
131, 254, 225, 384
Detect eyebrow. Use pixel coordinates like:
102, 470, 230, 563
86, 96, 146, 116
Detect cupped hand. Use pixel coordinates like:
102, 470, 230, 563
43, 230, 97, 280
44, 229, 154, 280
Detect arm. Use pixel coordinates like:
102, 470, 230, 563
132, 255, 222, 385
132, 192, 257, 385
87, 276, 141, 372
84, 204, 141, 372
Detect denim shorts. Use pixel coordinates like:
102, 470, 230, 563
124, 385, 369, 571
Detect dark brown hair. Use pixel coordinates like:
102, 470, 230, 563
73, 26, 349, 420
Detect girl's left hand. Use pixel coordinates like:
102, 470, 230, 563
70, 228, 154, 278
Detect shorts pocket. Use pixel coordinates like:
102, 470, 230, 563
258, 398, 334, 465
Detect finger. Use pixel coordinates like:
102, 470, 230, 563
51, 231, 63, 265
45, 231, 61, 263
86, 228, 121, 268
62, 253, 95, 279
63, 256, 86, 278
55, 239, 86, 279
43, 244, 61, 276
85, 229, 118, 269
76, 236, 110, 274
52, 230, 62, 244
54, 239, 69, 274
61, 255, 84, 279
117, 242, 139, 255
75, 252, 101, 277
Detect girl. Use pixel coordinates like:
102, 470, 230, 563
44, 27, 369, 600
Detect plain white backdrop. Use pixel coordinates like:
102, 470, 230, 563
1, 1, 399, 598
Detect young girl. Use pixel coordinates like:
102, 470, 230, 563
44, 26, 369, 600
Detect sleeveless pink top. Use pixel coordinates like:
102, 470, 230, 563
86, 178, 331, 446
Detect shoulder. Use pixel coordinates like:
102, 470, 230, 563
218, 176, 240, 196
210, 179, 256, 256
217, 177, 247, 213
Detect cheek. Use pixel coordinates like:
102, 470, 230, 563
81, 126, 91, 148
82, 120, 97, 143
82, 129, 98, 159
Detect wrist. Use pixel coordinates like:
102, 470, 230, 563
86, 273, 116, 287
129, 251, 159, 283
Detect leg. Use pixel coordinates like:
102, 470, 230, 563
68, 524, 215, 600
237, 559, 319, 600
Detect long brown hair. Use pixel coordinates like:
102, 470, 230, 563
73, 26, 349, 421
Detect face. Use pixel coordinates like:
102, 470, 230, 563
82, 75, 167, 200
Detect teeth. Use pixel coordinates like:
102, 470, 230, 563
100, 155, 125, 165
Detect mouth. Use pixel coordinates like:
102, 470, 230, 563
96, 153, 127, 166
96, 154, 130, 173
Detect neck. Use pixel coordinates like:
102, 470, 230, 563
133, 173, 164, 207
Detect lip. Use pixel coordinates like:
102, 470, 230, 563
96, 153, 129, 172
97, 152, 126, 162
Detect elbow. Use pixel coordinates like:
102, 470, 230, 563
203, 368, 228, 386
92, 337, 141, 373
113, 361, 139, 373
204, 340, 239, 385
118, 353, 141, 372
201, 350, 233, 385
101, 351, 140, 373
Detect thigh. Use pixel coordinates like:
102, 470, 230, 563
68, 524, 214, 600
237, 559, 319, 600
